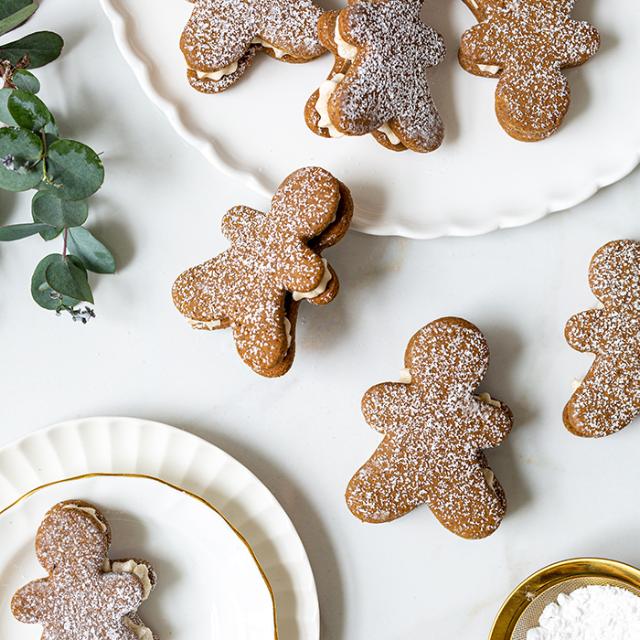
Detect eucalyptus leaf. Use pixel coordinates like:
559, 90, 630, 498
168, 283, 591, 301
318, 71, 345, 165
42, 139, 104, 200
45, 253, 93, 303
68, 227, 115, 274
8, 89, 53, 131
0, 88, 18, 126
0, 2, 37, 37
32, 190, 87, 228
0, 221, 51, 240
0, 126, 42, 191
0, 31, 63, 68
11, 69, 40, 94
31, 253, 80, 310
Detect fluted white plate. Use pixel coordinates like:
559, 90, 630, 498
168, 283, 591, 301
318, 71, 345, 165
0, 418, 319, 640
99, 0, 639, 239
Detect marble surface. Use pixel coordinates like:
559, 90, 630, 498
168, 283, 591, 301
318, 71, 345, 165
1, 2, 640, 638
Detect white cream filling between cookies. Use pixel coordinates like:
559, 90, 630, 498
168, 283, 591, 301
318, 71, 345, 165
111, 560, 153, 600
477, 63, 500, 74
194, 61, 238, 81
476, 392, 502, 408
284, 317, 292, 349
292, 259, 332, 301
572, 377, 584, 391
62, 505, 107, 532
315, 27, 402, 146
188, 318, 222, 330
252, 37, 287, 59
124, 617, 154, 640
482, 468, 498, 497
398, 368, 412, 383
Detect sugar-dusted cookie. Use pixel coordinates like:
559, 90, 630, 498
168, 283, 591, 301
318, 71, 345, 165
305, 0, 445, 152
346, 318, 513, 539
181, 0, 325, 94
172, 167, 353, 377
459, 0, 600, 141
12, 500, 157, 640
564, 240, 640, 438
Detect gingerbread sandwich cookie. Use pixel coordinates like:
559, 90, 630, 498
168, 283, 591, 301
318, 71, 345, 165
305, 0, 445, 152
12, 500, 158, 640
459, 0, 600, 141
172, 166, 353, 377
346, 318, 513, 539
564, 240, 640, 438
181, 0, 325, 93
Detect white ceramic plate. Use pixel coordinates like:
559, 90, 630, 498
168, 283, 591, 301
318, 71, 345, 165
0, 418, 319, 640
100, 0, 639, 239
0, 475, 276, 639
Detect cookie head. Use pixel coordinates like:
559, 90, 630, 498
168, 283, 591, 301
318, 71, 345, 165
405, 317, 490, 397
589, 240, 640, 308
35, 501, 111, 574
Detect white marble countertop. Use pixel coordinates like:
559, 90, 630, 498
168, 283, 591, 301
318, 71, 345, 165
1, 2, 639, 638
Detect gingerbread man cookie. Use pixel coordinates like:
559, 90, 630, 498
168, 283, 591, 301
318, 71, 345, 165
172, 167, 353, 377
305, 0, 445, 152
346, 318, 513, 539
564, 240, 640, 438
181, 0, 325, 93
459, 0, 600, 141
12, 500, 157, 640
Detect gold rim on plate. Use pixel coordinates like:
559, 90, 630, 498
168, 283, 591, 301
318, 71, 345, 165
0, 472, 279, 640
489, 557, 640, 640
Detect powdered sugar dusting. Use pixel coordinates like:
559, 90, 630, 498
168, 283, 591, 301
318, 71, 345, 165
11, 501, 157, 640
460, 0, 599, 140
346, 318, 513, 539
564, 240, 640, 438
172, 167, 352, 376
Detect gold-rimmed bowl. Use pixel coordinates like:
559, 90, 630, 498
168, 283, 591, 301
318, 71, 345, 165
489, 557, 640, 640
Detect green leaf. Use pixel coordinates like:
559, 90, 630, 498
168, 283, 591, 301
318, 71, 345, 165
43, 139, 104, 200
32, 191, 87, 228
45, 253, 93, 303
0, 31, 64, 68
11, 69, 39, 93
68, 227, 115, 274
0, 221, 51, 240
0, 2, 37, 37
31, 253, 80, 310
0, 126, 42, 191
0, 88, 17, 126
7, 89, 53, 131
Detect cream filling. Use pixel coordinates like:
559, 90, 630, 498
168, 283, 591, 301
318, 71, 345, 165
334, 22, 358, 60
124, 617, 154, 640
398, 368, 412, 384
188, 318, 221, 330
252, 37, 287, 59
292, 259, 332, 301
377, 122, 401, 146
477, 63, 500, 74
482, 468, 497, 497
111, 560, 153, 600
194, 61, 238, 81
63, 505, 107, 532
572, 378, 584, 391
476, 392, 501, 408
283, 317, 292, 348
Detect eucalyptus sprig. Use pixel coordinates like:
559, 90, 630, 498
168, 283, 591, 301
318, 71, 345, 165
0, 3, 115, 322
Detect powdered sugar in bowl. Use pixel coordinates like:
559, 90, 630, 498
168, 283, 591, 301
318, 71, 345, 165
489, 558, 640, 640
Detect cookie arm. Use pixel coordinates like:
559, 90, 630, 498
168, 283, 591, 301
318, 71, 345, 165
11, 579, 49, 623
469, 400, 513, 449
361, 382, 414, 434
565, 308, 605, 353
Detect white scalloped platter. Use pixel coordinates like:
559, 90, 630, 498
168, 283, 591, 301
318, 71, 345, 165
100, 0, 639, 238
0, 418, 320, 640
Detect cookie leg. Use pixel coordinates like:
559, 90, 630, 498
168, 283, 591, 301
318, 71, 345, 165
393, 89, 444, 153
